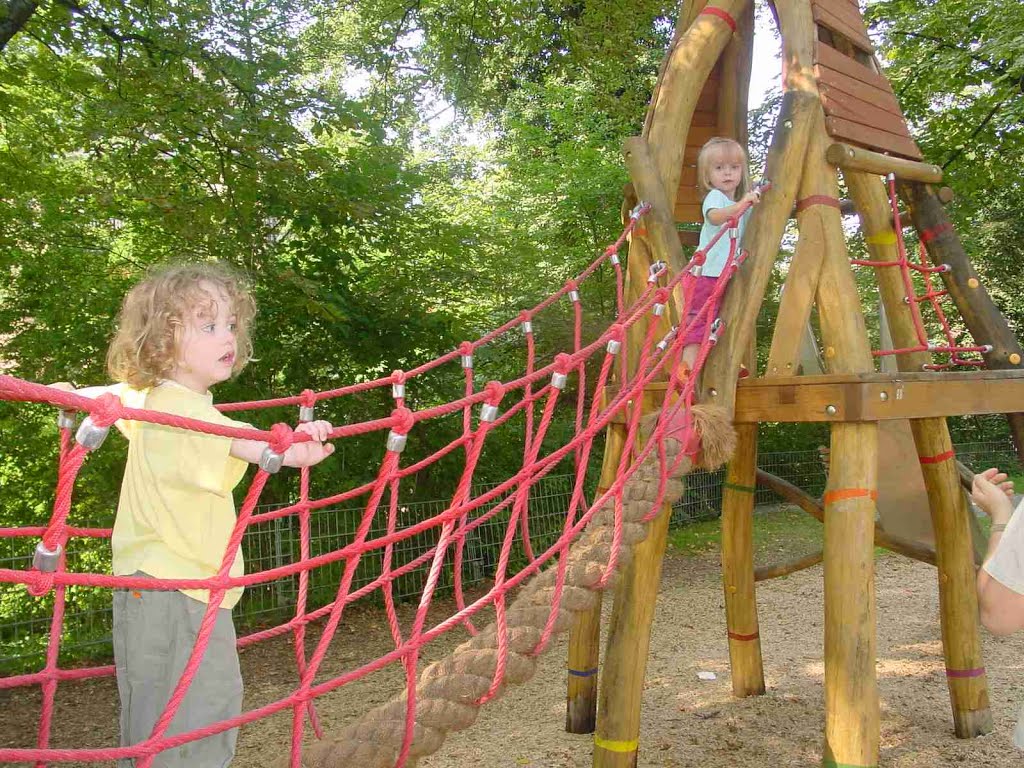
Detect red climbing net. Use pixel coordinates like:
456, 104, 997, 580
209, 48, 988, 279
850, 174, 990, 369
0, 200, 754, 767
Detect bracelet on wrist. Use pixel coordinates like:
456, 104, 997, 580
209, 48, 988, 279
991, 522, 1007, 534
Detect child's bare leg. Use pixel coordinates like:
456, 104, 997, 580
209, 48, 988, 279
681, 344, 698, 371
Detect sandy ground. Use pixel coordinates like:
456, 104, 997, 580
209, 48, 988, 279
3, 545, 1024, 767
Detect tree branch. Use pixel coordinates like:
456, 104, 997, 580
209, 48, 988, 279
0, 0, 40, 53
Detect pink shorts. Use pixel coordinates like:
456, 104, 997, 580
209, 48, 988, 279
681, 275, 720, 346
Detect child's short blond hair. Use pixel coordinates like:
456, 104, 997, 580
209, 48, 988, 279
107, 262, 256, 389
696, 137, 751, 198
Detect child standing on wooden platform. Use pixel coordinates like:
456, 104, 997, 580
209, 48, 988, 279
51, 263, 335, 767
681, 137, 762, 374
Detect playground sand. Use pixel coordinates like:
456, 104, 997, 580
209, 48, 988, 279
3, 545, 1023, 766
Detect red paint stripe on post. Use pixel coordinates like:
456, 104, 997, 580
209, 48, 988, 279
946, 667, 985, 679
919, 449, 955, 465
795, 195, 841, 214
728, 631, 760, 641
699, 6, 737, 31
920, 222, 953, 243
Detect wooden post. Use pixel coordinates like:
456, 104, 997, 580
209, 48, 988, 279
766, 226, 825, 376
721, 422, 765, 696
645, 0, 754, 194
565, 421, 628, 733
593, 506, 673, 768
566, 594, 603, 733
802, 117, 880, 768
593, 2, 751, 764
900, 181, 1024, 461
847, 171, 992, 738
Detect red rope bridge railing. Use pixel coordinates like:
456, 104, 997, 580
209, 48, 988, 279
850, 174, 991, 369
0, 201, 752, 768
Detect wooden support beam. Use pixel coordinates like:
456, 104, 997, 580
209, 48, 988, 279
755, 551, 823, 581
623, 137, 689, 278
645, 0, 754, 201
849, 171, 992, 738
797, 110, 881, 768
565, 422, 628, 733
827, 142, 942, 183
596, 3, 752, 764
721, 423, 765, 697
755, 469, 937, 566
767, 210, 827, 377
735, 369, 1024, 423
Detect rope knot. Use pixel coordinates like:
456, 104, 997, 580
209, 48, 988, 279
391, 406, 415, 436
391, 370, 406, 386
653, 287, 670, 305
554, 352, 574, 375
26, 571, 55, 598
89, 392, 122, 429
300, 389, 317, 409
608, 323, 625, 343
483, 380, 505, 407
268, 423, 295, 455
459, 341, 474, 357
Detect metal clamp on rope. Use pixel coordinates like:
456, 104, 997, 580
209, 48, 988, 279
386, 430, 408, 453
299, 404, 315, 421
57, 410, 76, 431
259, 446, 285, 474
75, 416, 110, 451
609, 253, 620, 266
728, 226, 740, 241
461, 352, 474, 369
652, 300, 666, 317
568, 289, 580, 303
630, 201, 649, 220
522, 319, 532, 334
392, 381, 406, 399
480, 403, 500, 423
606, 339, 622, 355
32, 541, 62, 573
551, 371, 569, 390
982, 344, 994, 353
938, 263, 952, 272
708, 318, 724, 344
647, 261, 666, 284
656, 326, 678, 353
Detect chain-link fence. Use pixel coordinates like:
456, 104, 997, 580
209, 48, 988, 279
2, 438, 1019, 674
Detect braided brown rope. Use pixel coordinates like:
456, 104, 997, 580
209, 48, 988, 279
282, 404, 736, 768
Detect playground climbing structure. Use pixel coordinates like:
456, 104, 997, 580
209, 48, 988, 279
566, 0, 1024, 767
3, 0, 1024, 767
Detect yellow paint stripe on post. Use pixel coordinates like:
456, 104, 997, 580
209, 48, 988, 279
866, 231, 897, 246
594, 735, 639, 753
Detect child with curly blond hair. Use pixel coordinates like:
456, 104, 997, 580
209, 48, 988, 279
53, 262, 334, 767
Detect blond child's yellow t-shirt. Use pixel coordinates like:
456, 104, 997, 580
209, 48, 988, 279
106, 381, 251, 608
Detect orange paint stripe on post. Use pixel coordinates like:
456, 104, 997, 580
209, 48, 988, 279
822, 488, 878, 505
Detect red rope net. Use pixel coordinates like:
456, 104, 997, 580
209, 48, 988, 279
850, 175, 991, 370
0, 201, 752, 768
